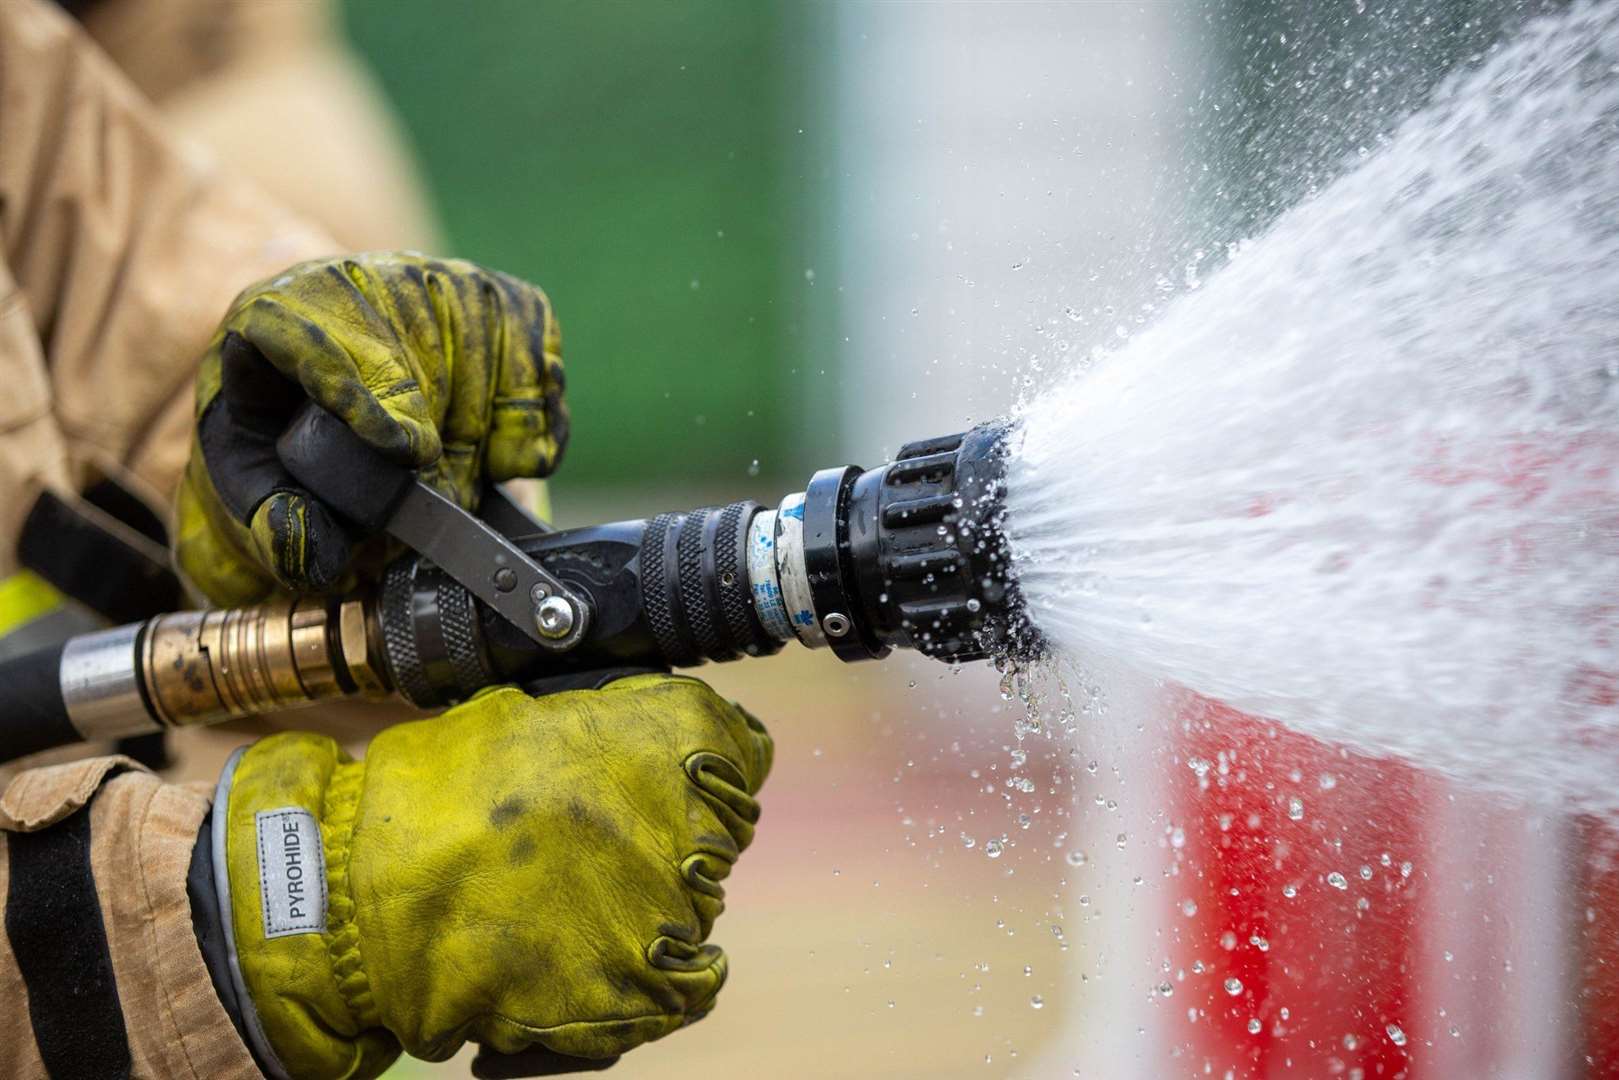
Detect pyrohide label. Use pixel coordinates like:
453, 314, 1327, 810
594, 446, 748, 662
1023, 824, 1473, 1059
255, 808, 327, 938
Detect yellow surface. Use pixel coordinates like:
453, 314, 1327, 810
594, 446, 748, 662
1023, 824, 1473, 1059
376, 648, 1079, 1078
229, 677, 773, 1075
0, 570, 63, 638
177, 253, 566, 606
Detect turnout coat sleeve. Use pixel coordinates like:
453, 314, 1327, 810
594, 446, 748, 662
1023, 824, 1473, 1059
0, 757, 261, 1079
0, 0, 333, 572
0, 1, 341, 1072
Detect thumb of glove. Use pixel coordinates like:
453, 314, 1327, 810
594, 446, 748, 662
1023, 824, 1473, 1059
193, 332, 358, 592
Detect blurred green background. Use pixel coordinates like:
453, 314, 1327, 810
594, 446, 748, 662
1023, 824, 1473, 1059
342, 0, 830, 496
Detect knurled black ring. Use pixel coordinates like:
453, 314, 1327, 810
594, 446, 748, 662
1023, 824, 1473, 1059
642, 512, 700, 667
381, 558, 435, 707
434, 575, 488, 701
677, 507, 725, 662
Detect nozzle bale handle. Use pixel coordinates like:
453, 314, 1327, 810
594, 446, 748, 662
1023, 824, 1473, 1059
276, 402, 417, 532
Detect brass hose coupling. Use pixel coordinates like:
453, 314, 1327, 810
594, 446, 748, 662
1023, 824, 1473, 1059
138, 595, 393, 729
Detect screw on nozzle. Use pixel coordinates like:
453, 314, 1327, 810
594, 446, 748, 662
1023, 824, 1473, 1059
534, 595, 575, 639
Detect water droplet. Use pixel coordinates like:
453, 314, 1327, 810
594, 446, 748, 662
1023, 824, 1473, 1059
1115, 833, 1128, 849
1065, 850, 1087, 867
984, 839, 1004, 859
1283, 883, 1299, 898
747, 459, 760, 477
1386, 1023, 1406, 1047
1030, 995, 1044, 1009
1157, 982, 1174, 997
1359, 865, 1374, 880
1327, 871, 1349, 890
1248, 1018, 1263, 1034
1288, 796, 1305, 820
1224, 977, 1244, 997
1181, 899, 1198, 917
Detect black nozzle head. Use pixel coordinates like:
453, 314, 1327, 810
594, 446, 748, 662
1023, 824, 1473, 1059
807, 422, 1041, 665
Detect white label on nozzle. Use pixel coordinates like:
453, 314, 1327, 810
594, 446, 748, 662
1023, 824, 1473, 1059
774, 492, 825, 647
747, 510, 793, 642
255, 808, 327, 938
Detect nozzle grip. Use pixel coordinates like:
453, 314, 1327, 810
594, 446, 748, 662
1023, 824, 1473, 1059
276, 402, 416, 533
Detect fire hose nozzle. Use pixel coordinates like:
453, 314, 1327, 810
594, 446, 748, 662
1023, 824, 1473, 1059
0, 422, 1038, 762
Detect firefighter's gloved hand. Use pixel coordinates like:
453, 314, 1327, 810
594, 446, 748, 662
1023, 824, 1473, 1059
218, 674, 773, 1080
175, 252, 567, 607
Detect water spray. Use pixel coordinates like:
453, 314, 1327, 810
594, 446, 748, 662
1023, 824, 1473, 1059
0, 413, 1037, 763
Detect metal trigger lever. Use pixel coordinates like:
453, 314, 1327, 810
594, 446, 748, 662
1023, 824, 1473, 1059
274, 402, 589, 650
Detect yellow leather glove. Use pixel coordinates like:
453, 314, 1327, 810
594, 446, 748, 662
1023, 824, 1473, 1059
175, 252, 567, 607
216, 675, 772, 1079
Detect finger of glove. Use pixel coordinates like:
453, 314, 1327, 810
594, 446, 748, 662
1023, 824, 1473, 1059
683, 751, 761, 852
201, 335, 356, 591
735, 705, 774, 794
600, 676, 773, 795
202, 332, 306, 524
418, 444, 483, 513
679, 850, 734, 939
645, 937, 727, 1020
245, 490, 356, 593
174, 461, 279, 607
225, 278, 440, 467
481, 271, 568, 482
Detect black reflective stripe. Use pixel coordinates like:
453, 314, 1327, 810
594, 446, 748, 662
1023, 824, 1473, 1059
17, 490, 180, 625
5, 805, 133, 1080
82, 479, 168, 549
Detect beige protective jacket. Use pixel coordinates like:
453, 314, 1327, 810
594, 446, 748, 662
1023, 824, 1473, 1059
1, 1, 332, 1074
0, 757, 258, 1079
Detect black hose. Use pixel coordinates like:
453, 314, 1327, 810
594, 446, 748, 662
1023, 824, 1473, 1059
0, 642, 76, 762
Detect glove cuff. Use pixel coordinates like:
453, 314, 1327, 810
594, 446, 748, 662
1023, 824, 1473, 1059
220, 733, 397, 1080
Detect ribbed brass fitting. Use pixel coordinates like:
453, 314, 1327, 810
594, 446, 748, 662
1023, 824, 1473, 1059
140, 595, 393, 727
